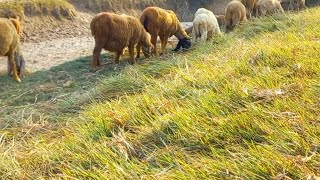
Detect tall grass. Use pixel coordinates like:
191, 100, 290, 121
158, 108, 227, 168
1, 8, 320, 179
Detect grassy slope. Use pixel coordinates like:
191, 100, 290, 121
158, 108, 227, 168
1, 8, 320, 179
0, 0, 76, 18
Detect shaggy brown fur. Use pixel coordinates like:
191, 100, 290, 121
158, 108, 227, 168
225, 1, 248, 32
7, 17, 27, 78
256, 0, 284, 16
90, 12, 153, 67
140, 7, 191, 54
237, 0, 257, 18
0, 17, 23, 82
288, 0, 305, 11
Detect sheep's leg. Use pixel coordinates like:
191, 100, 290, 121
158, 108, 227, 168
8, 51, 21, 82
151, 34, 158, 55
115, 50, 122, 64
128, 45, 135, 64
160, 36, 169, 55
136, 43, 141, 59
200, 28, 208, 42
92, 45, 102, 68
191, 25, 197, 43
7, 57, 12, 76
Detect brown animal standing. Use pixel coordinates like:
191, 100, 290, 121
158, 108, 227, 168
0, 17, 24, 82
139, 7, 191, 55
237, 0, 258, 18
255, 0, 284, 16
225, 1, 248, 32
90, 12, 153, 67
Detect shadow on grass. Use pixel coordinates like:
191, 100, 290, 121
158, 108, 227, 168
0, 48, 183, 125
0, 53, 137, 123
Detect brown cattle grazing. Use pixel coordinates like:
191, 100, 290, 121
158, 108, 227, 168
140, 7, 191, 54
237, 0, 258, 18
0, 17, 25, 82
90, 12, 153, 67
255, 0, 285, 16
288, 0, 305, 11
225, 1, 248, 32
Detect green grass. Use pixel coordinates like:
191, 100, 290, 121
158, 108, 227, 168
1, 8, 320, 179
0, 0, 76, 19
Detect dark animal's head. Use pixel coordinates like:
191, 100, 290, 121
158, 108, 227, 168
173, 38, 191, 52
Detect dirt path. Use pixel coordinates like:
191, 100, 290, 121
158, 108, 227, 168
0, 36, 94, 73
0, 23, 192, 75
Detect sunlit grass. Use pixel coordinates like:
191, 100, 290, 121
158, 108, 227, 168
1, 8, 320, 179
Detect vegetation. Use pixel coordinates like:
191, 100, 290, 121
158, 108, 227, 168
1, 7, 320, 179
0, 0, 76, 19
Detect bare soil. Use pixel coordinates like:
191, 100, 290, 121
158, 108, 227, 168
0, 19, 192, 75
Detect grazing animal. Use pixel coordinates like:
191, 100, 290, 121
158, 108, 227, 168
255, 0, 285, 16
215, 15, 226, 26
139, 7, 191, 54
225, 1, 248, 32
288, 0, 305, 11
237, 0, 258, 18
90, 12, 153, 67
0, 17, 24, 82
192, 8, 221, 42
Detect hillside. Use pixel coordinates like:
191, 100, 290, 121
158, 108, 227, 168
1, 5, 320, 180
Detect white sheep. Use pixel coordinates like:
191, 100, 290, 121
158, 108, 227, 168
192, 8, 221, 42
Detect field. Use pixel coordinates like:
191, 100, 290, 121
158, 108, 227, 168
0, 4, 320, 180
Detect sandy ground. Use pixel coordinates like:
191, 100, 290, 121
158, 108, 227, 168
0, 36, 94, 74
0, 22, 193, 75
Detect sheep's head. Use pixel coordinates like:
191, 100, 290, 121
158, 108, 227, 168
173, 38, 191, 52
142, 44, 153, 58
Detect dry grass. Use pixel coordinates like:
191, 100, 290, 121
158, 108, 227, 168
1, 7, 320, 179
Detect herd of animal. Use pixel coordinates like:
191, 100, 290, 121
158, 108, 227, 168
0, 0, 306, 82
